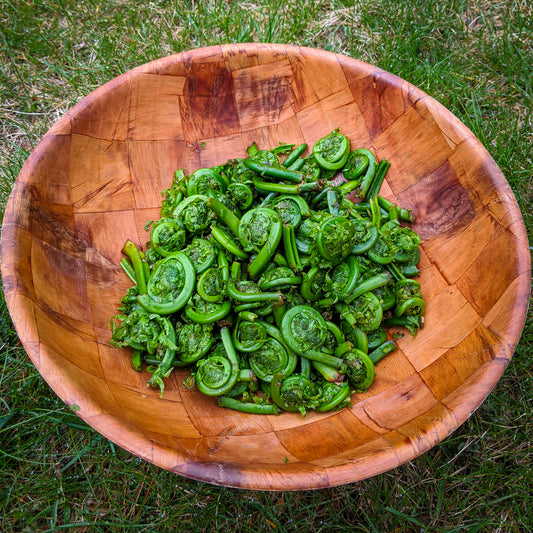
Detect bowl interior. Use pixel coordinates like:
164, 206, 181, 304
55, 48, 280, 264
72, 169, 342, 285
2, 43, 530, 490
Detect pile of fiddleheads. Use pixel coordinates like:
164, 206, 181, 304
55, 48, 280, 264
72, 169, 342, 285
109, 130, 425, 416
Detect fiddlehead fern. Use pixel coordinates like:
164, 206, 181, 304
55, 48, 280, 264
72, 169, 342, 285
394, 278, 425, 317
317, 216, 356, 264
381, 219, 422, 263
294, 211, 331, 255
149, 217, 186, 258
182, 237, 216, 274
177, 323, 214, 364
172, 194, 211, 234
272, 195, 310, 227
248, 337, 297, 383
232, 320, 267, 352
331, 256, 360, 300
280, 305, 328, 355
270, 373, 321, 416
228, 182, 254, 210
338, 292, 384, 332
312, 129, 350, 170
196, 267, 226, 303
184, 293, 232, 324
238, 207, 283, 278
110, 309, 176, 357
300, 267, 331, 302
316, 381, 351, 412
350, 214, 379, 254
343, 348, 375, 392
227, 279, 284, 304
194, 327, 239, 396
186, 167, 228, 197
161, 169, 187, 217
342, 149, 370, 182
137, 252, 195, 315
258, 266, 302, 291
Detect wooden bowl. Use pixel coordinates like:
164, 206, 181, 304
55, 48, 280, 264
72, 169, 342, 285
2, 44, 530, 490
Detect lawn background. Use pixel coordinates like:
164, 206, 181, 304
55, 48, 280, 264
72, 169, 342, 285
1, 1, 531, 531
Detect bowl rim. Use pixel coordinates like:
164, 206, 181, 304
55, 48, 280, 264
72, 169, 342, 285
1, 42, 531, 490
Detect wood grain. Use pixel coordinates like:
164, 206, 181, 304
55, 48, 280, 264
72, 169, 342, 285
1, 43, 530, 490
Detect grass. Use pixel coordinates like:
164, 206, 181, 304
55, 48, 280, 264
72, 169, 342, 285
1, 0, 532, 531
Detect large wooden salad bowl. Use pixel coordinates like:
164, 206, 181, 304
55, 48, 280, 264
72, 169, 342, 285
2, 44, 530, 490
